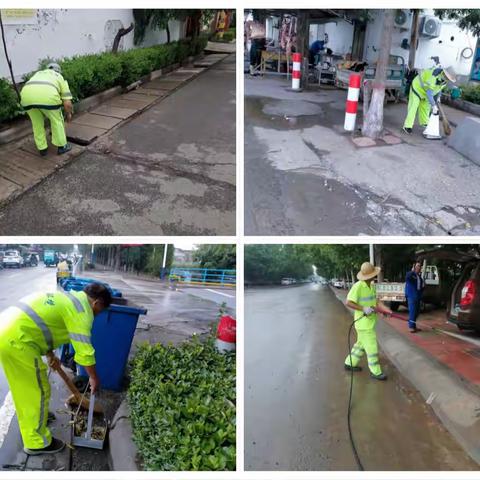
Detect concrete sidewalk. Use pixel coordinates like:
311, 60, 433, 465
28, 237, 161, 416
245, 75, 480, 235
330, 286, 480, 465
0, 53, 228, 209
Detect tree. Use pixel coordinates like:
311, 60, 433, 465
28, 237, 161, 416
112, 23, 134, 53
434, 9, 480, 37
193, 245, 236, 270
362, 9, 395, 139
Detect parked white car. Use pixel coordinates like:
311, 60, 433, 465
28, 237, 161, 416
3, 250, 24, 268
281, 277, 296, 285
333, 279, 345, 289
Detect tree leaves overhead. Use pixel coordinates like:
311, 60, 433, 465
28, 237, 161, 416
434, 9, 480, 37
245, 244, 480, 284
192, 245, 236, 270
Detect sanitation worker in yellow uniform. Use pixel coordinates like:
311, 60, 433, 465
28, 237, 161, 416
20, 63, 73, 156
0, 283, 111, 455
344, 262, 392, 381
402, 66, 457, 134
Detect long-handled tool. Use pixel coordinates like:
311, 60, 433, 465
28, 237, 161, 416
53, 364, 103, 414
437, 102, 452, 136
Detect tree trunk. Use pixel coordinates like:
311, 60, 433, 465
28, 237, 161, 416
112, 23, 134, 53
0, 11, 20, 101
408, 10, 420, 70
374, 245, 384, 283
362, 9, 395, 139
114, 246, 122, 271
296, 10, 309, 60
166, 23, 171, 44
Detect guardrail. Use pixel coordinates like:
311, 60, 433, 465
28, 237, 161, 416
169, 267, 236, 287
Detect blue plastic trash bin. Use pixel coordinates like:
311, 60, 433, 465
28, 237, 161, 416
77, 301, 147, 391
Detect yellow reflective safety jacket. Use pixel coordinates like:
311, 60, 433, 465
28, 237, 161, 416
347, 280, 378, 330
0, 290, 95, 366
20, 69, 73, 110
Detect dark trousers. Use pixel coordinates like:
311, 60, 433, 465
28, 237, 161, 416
407, 296, 421, 329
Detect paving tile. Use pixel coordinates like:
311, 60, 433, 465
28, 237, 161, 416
147, 79, 184, 90
351, 136, 377, 148
105, 98, 147, 111
0, 175, 20, 199
66, 123, 107, 145
0, 158, 40, 187
90, 104, 138, 119
7, 149, 58, 175
121, 92, 157, 105
135, 87, 169, 97
72, 112, 122, 130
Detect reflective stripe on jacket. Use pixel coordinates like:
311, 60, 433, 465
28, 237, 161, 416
20, 69, 72, 110
347, 280, 377, 330
411, 67, 447, 101
0, 290, 95, 366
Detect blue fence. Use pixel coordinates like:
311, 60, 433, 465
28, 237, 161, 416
169, 268, 236, 287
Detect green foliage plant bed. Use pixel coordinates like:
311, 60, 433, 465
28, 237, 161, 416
0, 34, 208, 125
127, 335, 236, 470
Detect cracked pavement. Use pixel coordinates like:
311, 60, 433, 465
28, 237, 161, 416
0, 55, 236, 235
245, 76, 480, 236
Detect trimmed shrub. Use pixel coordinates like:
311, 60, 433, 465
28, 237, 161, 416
128, 335, 236, 471
0, 78, 21, 124
461, 84, 480, 105
1, 36, 207, 125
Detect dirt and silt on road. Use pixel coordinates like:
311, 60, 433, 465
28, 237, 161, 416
245, 284, 478, 470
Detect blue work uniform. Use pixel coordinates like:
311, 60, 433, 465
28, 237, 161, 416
405, 271, 425, 329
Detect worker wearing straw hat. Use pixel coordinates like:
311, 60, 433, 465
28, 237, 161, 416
344, 262, 392, 381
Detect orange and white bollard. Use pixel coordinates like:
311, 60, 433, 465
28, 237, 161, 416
344, 73, 361, 131
292, 52, 302, 90
216, 315, 236, 352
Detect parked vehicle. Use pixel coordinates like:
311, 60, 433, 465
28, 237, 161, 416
333, 279, 345, 289
281, 278, 296, 286
447, 257, 480, 332
3, 250, 24, 269
23, 253, 39, 267
377, 259, 456, 311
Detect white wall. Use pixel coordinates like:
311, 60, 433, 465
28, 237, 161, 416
309, 21, 354, 56
1, 9, 183, 81
363, 9, 478, 78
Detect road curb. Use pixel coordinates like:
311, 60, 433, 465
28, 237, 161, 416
108, 400, 139, 471
329, 285, 480, 465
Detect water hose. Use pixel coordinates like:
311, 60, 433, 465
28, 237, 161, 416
347, 307, 408, 470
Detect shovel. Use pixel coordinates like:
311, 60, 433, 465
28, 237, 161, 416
53, 364, 103, 414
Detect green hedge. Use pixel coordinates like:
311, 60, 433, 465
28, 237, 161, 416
127, 335, 236, 471
0, 79, 21, 124
461, 84, 480, 105
0, 34, 208, 124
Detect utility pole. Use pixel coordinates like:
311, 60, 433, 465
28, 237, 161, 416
408, 10, 421, 71
160, 244, 169, 279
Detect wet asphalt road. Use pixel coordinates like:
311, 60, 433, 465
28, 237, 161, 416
245, 284, 478, 470
0, 56, 236, 235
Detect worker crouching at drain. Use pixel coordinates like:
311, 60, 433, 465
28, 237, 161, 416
0, 283, 112, 455
20, 63, 73, 157
402, 65, 457, 134
344, 262, 392, 381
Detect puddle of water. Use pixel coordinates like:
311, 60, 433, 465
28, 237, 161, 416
246, 96, 344, 131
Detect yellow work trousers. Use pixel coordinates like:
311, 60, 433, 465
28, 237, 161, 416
26, 108, 66, 151
403, 90, 431, 129
345, 328, 382, 376
0, 337, 52, 449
